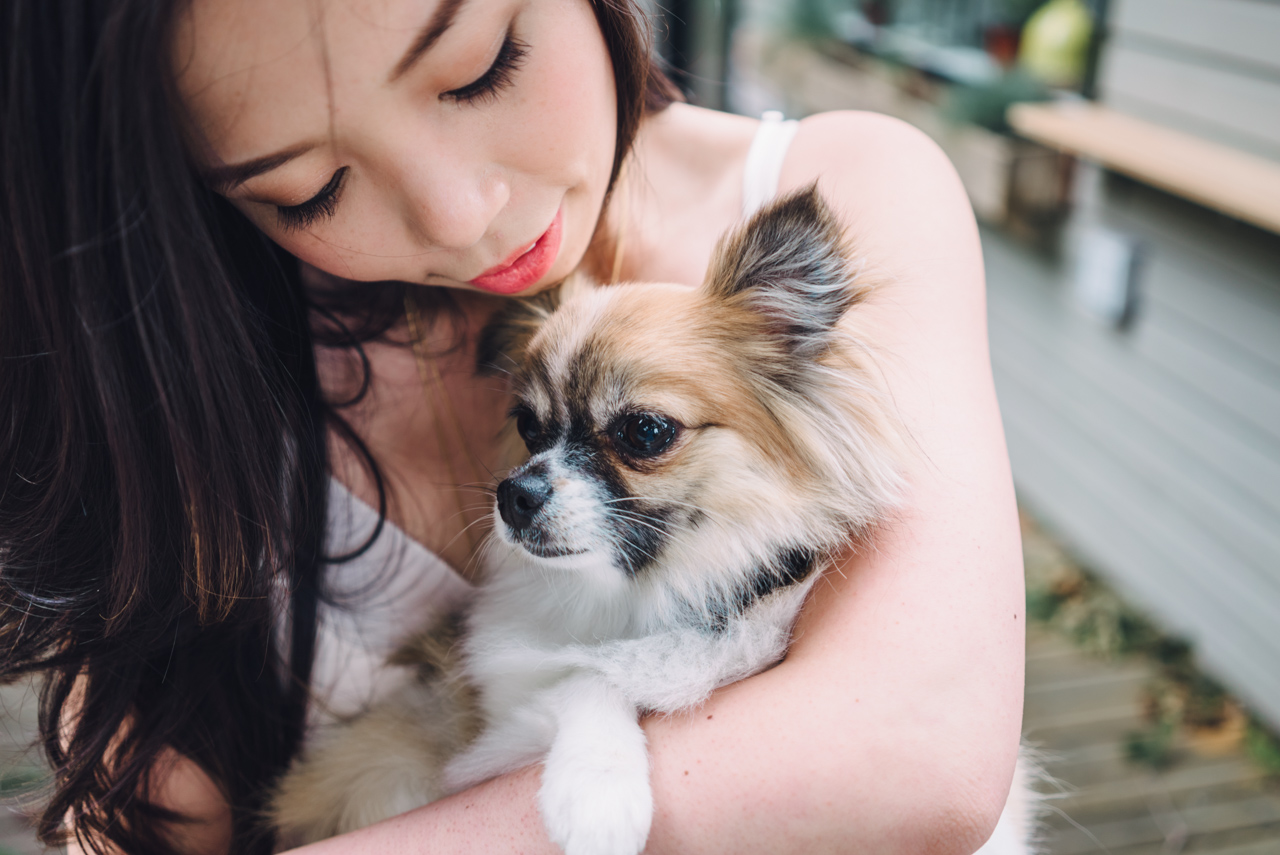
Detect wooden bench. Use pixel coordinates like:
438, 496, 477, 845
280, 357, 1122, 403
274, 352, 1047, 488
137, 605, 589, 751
1007, 101, 1280, 236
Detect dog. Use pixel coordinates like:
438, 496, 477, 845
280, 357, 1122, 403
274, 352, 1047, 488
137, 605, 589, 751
270, 186, 1035, 854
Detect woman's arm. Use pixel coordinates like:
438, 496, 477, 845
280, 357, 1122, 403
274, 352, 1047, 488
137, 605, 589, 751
290, 112, 1025, 855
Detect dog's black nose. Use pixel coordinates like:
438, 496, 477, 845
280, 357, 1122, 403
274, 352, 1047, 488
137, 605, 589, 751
497, 474, 552, 532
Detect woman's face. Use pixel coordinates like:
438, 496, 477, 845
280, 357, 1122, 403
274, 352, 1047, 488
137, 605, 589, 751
173, 0, 618, 295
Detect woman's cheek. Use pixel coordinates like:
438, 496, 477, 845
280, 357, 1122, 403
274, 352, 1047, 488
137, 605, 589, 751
249, 195, 430, 283
502, 0, 617, 275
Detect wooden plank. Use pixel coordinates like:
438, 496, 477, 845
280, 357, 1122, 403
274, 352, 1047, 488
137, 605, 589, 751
989, 289, 1280, 706
1100, 44, 1280, 158
993, 322, 1280, 610
1024, 670, 1148, 722
1006, 102, 1280, 235
1026, 667, 1151, 696
997, 377, 1280, 728
1093, 176, 1280, 376
1049, 794, 1280, 854
989, 269, 1280, 560
1111, 0, 1280, 77
1201, 835, 1280, 855
1145, 283, 1280, 385
987, 240, 1280, 608
1023, 626, 1280, 855
1052, 758, 1266, 805
1133, 321, 1280, 449
983, 224, 1280, 515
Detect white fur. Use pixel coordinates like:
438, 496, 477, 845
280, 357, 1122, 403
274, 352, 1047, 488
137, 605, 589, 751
441, 532, 818, 855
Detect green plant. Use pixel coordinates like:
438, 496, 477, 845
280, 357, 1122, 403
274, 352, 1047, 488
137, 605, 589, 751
787, 0, 849, 41
1245, 718, 1280, 777
0, 766, 45, 797
1126, 720, 1177, 770
942, 69, 1049, 133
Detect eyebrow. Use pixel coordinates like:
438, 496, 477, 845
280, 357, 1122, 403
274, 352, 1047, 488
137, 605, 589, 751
202, 0, 467, 193
390, 0, 469, 83
201, 144, 316, 192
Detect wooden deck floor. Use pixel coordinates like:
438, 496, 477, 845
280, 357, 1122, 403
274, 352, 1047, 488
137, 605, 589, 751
2, 630, 1278, 854
1026, 624, 1280, 854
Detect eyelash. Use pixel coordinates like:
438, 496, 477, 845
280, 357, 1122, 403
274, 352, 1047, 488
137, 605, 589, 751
272, 30, 528, 231
276, 167, 348, 232
440, 29, 529, 106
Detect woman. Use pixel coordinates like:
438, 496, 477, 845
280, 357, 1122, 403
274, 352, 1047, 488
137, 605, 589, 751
0, 0, 1025, 853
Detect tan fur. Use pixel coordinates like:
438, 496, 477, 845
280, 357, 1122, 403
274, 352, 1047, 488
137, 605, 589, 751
268, 619, 481, 847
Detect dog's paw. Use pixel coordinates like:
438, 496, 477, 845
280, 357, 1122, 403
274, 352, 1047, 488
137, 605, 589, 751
538, 737, 653, 855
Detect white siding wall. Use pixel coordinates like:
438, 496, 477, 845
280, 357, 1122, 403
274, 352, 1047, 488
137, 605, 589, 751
1100, 0, 1280, 160
987, 177, 1280, 728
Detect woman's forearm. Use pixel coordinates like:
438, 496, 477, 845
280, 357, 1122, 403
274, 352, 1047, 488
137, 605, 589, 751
288, 766, 559, 855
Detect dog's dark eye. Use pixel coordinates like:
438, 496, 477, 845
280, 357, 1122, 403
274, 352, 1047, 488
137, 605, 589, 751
514, 408, 540, 445
613, 413, 677, 459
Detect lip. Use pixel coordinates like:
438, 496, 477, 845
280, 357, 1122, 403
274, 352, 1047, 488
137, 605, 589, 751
469, 210, 563, 295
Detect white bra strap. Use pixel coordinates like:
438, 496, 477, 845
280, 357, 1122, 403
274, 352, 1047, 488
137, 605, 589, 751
742, 110, 801, 218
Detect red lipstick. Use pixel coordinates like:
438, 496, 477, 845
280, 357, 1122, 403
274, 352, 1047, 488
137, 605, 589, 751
469, 210, 562, 295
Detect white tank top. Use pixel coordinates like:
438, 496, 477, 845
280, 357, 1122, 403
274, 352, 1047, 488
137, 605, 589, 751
742, 111, 800, 218
305, 478, 473, 729
307, 112, 800, 732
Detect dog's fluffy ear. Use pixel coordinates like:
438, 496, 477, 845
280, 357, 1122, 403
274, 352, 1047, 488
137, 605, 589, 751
475, 275, 594, 376
704, 184, 865, 359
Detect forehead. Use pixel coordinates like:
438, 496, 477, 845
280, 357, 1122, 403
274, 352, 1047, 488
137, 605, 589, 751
170, 0, 425, 164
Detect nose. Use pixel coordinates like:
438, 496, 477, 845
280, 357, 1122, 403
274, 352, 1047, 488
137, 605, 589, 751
398, 150, 510, 251
497, 473, 552, 533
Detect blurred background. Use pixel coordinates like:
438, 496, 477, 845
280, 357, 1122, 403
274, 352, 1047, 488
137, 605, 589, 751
636, 0, 1280, 851
4, 1, 1279, 852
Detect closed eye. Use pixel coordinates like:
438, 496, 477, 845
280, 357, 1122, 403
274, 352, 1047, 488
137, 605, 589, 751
275, 167, 348, 231
441, 28, 528, 106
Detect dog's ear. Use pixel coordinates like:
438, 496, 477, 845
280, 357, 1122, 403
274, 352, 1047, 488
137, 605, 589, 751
704, 184, 864, 359
475, 274, 594, 376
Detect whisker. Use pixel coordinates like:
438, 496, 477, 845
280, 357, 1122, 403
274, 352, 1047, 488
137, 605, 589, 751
438, 514, 496, 557
599, 495, 724, 522
607, 528, 659, 566
605, 510, 669, 538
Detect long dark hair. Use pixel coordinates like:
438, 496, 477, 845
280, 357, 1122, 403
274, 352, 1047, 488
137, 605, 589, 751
0, 1, 677, 853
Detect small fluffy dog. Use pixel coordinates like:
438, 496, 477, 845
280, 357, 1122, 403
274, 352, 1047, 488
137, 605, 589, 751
271, 187, 1033, 854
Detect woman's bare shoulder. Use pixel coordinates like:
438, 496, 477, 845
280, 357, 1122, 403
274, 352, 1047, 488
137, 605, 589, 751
783, 109, 961, 196
780, 110, 980, 291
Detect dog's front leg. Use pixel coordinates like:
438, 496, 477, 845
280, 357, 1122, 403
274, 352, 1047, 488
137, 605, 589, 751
549, 616, 791, 714
538, 670, 652, 855
442, 699, 557, 794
